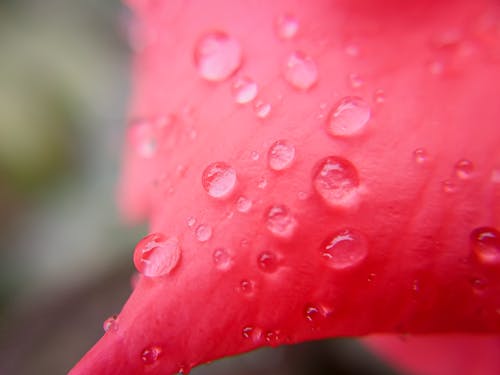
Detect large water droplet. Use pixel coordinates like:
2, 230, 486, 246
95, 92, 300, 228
213, 248, 233, 270
133, 233, 181, 277
471, 227, 500, 265
103, 315, 118, 332
320, 228, 368, 269
454, 159, 474, 179
312, 156, 360, 209
254, 100, 272, 119
231, 76, 258, 104
257, 251, 279, 273
202, 161, 237, 199
327, 97, 371, 137
194, 31, 242, 82
195, 224, 212, 242
236, 196, 252, 213
265, 204, 298, 239
268, 140, 296, 171
141, 346, 162, 365
283, 52, 318, 90
275, 13, 299, 39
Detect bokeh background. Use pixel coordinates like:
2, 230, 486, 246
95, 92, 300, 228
0, 1, 403, 374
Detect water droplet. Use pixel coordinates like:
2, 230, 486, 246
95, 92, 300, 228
239, 279, 255, 295
250, 151, 260, 161
265, 205, 298, 239
327, 96, 371, 137
257, 251, 279, 273
254, 100, 272, 119
442, 179, 458, 194
103, 315, 118, 332
231, 76, 258, 104
133, 233, 181, 277
194, 31, 242, 82
128, 119, 158, 158
195, 224, 212, 242
367, 272, 376, 282
213, 248, 233, 270
186, 216, 196, 228
373, 89, 386, 104
470, 277, 487, 294
283, 52, 318, 90
242, 326, 262, 343
202, 161, 237, 199
471, 227, 500, 265
268, 140, 296, 171
305, 305, 320, 322
455, 159, 474, 179
413, 148, 429, 164
312, 156, 360, 209
320, 228, 368, 269
141, 345, 162, 365
257, 176, 268, 189
265, 330, 279, 345
348, 73, 364, 88
275, 13, 299, 39
236, 196, 252, 213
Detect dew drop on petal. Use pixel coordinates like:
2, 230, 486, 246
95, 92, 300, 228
275, 13, 299, 39
133, 233, 181, 277
471, 227, 500, 265
195, 224, 212, 242
186, 216, 196, 228
128, 119, 158, 158
327, 96, 371, 137
239, 279, 255, 295
320, 228, 368, 269
213, 248, 233, 270
257, 251, 279, 273
348, 73, 364, 88
236, 196, 252, 213
257, 176, 268, 189
141, 346, 162, 365
413, 148, 429, 164
442, 179, 458, 194
454, 159, 474, 179
254, 100, 272, 119
373, 89, 386, 104
103, 315, 118, 332
265, 204, 298, 239
194, 31, 242, 82
283, 51, 318, 90
312, 156, 360, 208
304, 305, 321, 322
202, 161, 237, 199
250, 151, 260, 161
231, 76, 258, 104
268, 140, 296, 171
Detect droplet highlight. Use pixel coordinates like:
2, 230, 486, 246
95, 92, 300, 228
133, 233, 181, 277
320, 228, 368, 269
195, 224, 212, 242
268, 140, 296, 171
254, 100, 272, 119
236, 196, 252, 213
231, 76, 258, 104
141, 346, 162, 365
471, 227, 500, 265
455, 159, 474, 179
257, 251, 279, 273
103, 315, 118, 332
128, 119, 158, 158
275, 14, 299, 40
194, 31, 242, 82
312, 156, 360, 209
413, 148, 429, 164
327, 96, 371, 137
202, 161, 237, 199
283, 51, 318, 90
213, 248, 233, 270
265, 204, 298, 239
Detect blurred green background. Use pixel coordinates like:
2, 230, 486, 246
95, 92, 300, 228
0, 1, 402, 374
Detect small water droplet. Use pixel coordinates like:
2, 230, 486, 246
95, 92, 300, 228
275, 13, 299, 39
312, 156, 360, 209
186, 216, 196, 228
128, 119, 158, 158
471, 227, 500, 265
265, 205, 298, 239
254, 100, 272, 119
327, 96, 371, 137
367, 272, 376, 282
413, 148, 429, 164
257, 176, 268, 189
470, 277, 487, 294
213, 248, 233, 270
103, 315, 118, 332
442, 179, 458, 194
194, 31, 242, 82
268, 140, 296, 171
283, 51, 318, 90
454, 159, 474, 179
265, 330, 279, 345
320, 228, 368, 269
257, 251, 279, 273
250, 151, 260, 161
412, 279, 421, 293
133, 233, 181, 277
345, 43, 360, 57
231, 76, 258, 104
239, 279, 255, 295
141, 345, 162, 365
236, 196, 252, 213
373, 89, 386, 104
202, 161, 237, 199
242, 326, 262, 343
305, 305, 320, 322
348, 73, 364, 88
195, 224, 212, 242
